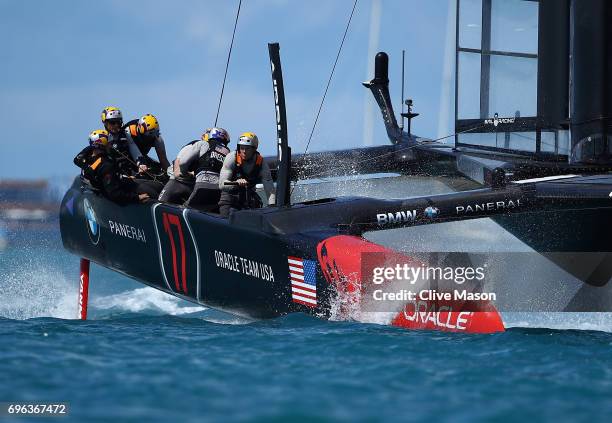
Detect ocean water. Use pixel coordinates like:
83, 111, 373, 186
2, 176, 612, 422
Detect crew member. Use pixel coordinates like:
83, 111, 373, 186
123, 114, 171, 177
218, 132, 276, 217
74, 129, 109, 180
101, 106, 139, 175
158, 127, 231, 209
74, 129, 154, 205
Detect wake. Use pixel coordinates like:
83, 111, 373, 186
92, 287, 204, 317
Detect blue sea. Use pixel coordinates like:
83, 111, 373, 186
2, 176, 612, 422
2, 234, 612, 423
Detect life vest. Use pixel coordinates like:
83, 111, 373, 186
197, 139, 230, 177
218, 152, 265, 210
108, 131, 135, 175
124, 119, 156, 156
75, 147, 110, 190
234, 151, 263, 186
179, 139, 230, 180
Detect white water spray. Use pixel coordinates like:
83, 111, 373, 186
93, 287, 204, 316
0, 263, 76, 320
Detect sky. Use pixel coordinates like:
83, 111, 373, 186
0, 0, 455, 180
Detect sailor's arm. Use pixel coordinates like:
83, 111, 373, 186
99, 161, 141, 204
171, 158, 181, 178
260, 160, 276, 205
73, 146, 95, 169
154, 134, 171, 170
219, 154, 236, 191
175, 142, 204, 177
74, 146, 101, 182
125, 130, 143, 163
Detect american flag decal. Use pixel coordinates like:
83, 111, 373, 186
288, 256, 317, 307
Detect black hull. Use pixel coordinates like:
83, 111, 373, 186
61, 164, 611, 328
61, 178, 331, 320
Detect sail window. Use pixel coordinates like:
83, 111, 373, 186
490, 0, 538, 54
454, 0, 560, 156
458, 0, 482, 49
488, 54, 537, 118
457, 52, 481, 119
540, 131, 570, 155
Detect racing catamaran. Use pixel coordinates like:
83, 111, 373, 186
60, 1, 611, 333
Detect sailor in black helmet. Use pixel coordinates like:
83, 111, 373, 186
158, 127, 231, 209
218, 132, 276, 217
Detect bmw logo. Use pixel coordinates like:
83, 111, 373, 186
424, 206, 440, 219
83, 199, 100, 245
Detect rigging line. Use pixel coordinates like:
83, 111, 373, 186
460, 128, 562, 152
505, 131, 559, 151
291, 0, 358, 195
110, 146, 165, 186
214, 0, 242, 127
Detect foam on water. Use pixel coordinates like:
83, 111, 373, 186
503, 312, 612, 333
92, 287, 204, 316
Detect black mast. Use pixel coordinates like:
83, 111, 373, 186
268, 43, 291, 207
569, 0, 612, 165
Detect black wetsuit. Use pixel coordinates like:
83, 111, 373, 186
124, 119, 156, 157
218, 152, 265, 217
108, 131, 138, 176
158, 178, 194, 204
74, 146, 160, 205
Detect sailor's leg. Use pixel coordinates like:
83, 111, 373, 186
158, 179, 194, 204
185, 182, 221, 212
219, 204, 231, 217
218, 191, 238, 217
133, 178, 163, 197
247, 188, 263, 209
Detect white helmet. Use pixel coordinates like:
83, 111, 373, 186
237, 132, 259, 149
208, 127, 230, 145
101, 106, 123, 123
88, 129, 109, 146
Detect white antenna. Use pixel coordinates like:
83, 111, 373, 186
399, 49, 405, 131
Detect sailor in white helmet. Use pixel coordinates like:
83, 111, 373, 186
159, 127, 231, 209
218, 132, 276, 217
100, 106, 140, 175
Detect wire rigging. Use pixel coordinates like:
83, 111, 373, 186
291, 0, 359, 194
214, 0, 243, 127
110, 147, 166, 186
